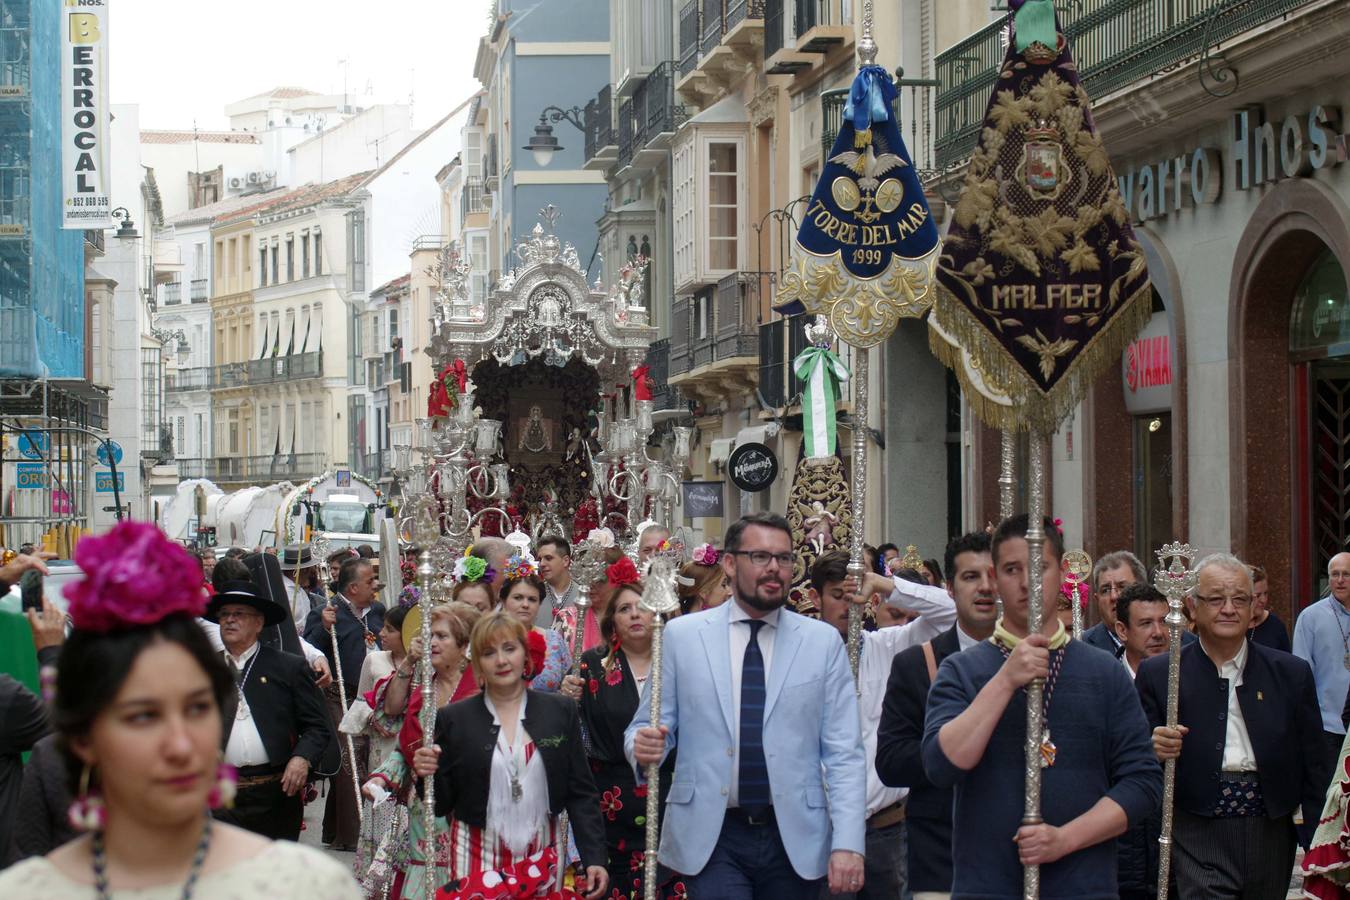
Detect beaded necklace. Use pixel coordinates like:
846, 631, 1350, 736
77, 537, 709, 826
92, 816, 212, 900
995, 641, 1068, 768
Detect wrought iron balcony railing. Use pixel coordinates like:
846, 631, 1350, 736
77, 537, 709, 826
163, 282, 182, 305
616, 96, 635, 169
209, 352, 324, 389
714, 273, 759, 361
758, 319, 787, 408
670, 295, 693, 376
189, 278, 208, 302
461, 177, 487, 218
934, 0, 1311, 169
176, 452, 327, 483
702, 0, 726, 56
679, 1, 702, 77
764, 0, 787, 59
166, 367, 211, 392
727, 0, 765, 30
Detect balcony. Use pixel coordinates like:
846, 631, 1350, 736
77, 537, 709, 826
679, 0, 766, 102
461, 177, 486, 219
616, 96, 635, 171
670, 296, 693, 378
644, 338, 685, 413
822, 75, 938, 175
933, 0, 1312, 169
583, 85, 618, 170
176, 452, 327, 484
629, 61, 686, 169
163, 282, 182, 306
668, 274, 760, 403
484, 135, 499, 193
758, 319, 786, 408
357, 450, 389, 480
189, 278, 208, 302
210, 352, 324, 390
84, 229, 105, 255
794, 0, 852, 53
764, 0, 814, 75
166, 367, 211, 393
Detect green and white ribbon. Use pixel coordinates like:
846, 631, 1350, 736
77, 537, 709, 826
794, 346, 851, 460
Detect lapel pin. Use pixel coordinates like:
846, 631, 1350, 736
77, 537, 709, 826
1256, 690, 1262, 701
260, 676, 268, 684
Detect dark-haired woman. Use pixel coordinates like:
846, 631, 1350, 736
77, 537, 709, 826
498, 561, 571, 693
565, 581, 682, 899
0, 521, 359, 898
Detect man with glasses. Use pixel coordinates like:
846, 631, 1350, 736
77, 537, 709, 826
1081, 551, 1147, 658
1140, 554, 1326, 897
1294, 551, 1350, 808
628, 512, 866, 899
203, 576, 333, 840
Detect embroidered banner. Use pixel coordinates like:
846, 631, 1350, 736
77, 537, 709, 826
776, 65, 942, 347
930, 5, 1151, 433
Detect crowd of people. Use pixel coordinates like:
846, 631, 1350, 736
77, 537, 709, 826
2, 510, 1350, 899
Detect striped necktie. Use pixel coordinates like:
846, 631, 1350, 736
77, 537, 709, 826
738, 619, 771, 813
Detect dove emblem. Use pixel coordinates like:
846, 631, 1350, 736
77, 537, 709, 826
828, 143, 910, 224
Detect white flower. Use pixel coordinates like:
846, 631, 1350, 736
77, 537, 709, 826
587, 527, 616, 548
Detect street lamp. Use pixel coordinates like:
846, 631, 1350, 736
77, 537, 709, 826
523, 105, 586, 167
111, 206, 139, 240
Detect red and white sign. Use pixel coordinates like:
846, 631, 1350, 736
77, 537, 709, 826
1122, 311, 1173, 415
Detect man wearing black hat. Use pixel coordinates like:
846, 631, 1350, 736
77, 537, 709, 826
281, 544, 326, 626
206, 578, 333, 841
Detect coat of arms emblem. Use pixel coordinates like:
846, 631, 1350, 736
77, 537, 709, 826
1022, 119, 1066, 199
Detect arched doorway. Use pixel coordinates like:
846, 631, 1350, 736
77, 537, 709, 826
1231, 180, 1350, 619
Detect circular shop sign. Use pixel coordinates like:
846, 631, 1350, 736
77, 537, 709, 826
728, 442, 779, 493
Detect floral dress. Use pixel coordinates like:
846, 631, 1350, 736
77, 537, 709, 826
527, 627, 573, 693
577, 648, 684, 900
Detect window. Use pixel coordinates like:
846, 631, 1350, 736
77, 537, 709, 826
350, 211, 367, 293
707, 141, 740, 271
388, 307, 400, 347
470, 234, 488, 305
270, 244, 278, 284
193, 243, 206, 280
302, 231, 311, 278
141, 347, 162, 454
228, 409, 240, 455
259, 248, 268, 287
672, 140, 695, 289
286, 237, 294, 282
314, 231, 323, 276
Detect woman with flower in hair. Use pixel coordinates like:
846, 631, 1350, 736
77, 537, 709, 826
555, 542, 630, 656
498, 556, 572, 693
451, 554, 495, 614
566, 576, 682, 899
361, 601, 483, 899
0, 522, 359, 898
674, 544, 731, 615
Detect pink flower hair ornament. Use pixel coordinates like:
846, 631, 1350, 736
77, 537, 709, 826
501, 553, 537, 581
691, 543, 719, 567
66, 521, 207, 632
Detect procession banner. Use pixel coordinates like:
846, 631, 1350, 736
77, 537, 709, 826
775, 64, 941, 345
61, 0, 113, 230
929, 2, 1151, 433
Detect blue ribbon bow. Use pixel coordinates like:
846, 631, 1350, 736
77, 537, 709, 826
844, 65, 897, 133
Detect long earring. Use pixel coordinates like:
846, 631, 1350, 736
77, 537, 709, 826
68, 765, 106, 831
209, 757, 238, 810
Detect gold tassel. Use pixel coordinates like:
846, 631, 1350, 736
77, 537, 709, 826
854, 128, 873, 149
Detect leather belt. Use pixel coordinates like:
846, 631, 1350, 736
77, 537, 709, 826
235, 763, 285, 788
726, 806, 776, 827
867, 801, 907, 830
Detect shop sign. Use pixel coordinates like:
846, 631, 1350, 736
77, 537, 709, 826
1118, 104, 1344, 224
1122, 311, 1173, 415
728, 442, 779, 493
61, 0, 113, 229
682, 481, 725, 519
95, 470, 124, 493
15, 463, 46, 489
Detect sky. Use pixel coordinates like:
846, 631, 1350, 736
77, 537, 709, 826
110, 0, 493, 131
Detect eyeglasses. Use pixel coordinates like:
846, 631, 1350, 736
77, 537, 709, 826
727, 550, 795, 569
1097, 582, 1131, 597
1194, 594, 1253, 610
217, 609, 261, 621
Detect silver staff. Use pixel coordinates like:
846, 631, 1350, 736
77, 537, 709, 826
1062, 550, 1092, 642
638, 555, 680, 900
312, 534, 365, 838
999, 430, 1017, 521
410, 497, 442, 900
1153, 542, 1197, 900
844, 344, 869, 686
555, 539, 608, 891
1022, 439, 1046, 899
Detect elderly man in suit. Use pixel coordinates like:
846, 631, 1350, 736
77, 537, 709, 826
1081, 551, 1146, 658
627, 512, 866, 899
875, 532, 998, 899
1139, 553, 1328, 898
205, 578, 333, 840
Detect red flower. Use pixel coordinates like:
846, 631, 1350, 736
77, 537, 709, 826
588, 678, 599, 695
673, 882, 689, 899
524, 630, 547, 680
616, 838, 626, 852
629, 849, 645, 871
601, 788, 623, 821
634, 783, 648, 799
605, 666, 623, 687
606, 557, 640, 588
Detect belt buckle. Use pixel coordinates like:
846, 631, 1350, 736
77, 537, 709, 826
745, 808, 771, 826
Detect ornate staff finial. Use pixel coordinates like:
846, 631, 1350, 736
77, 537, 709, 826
857, 0, 877, 67
1154, 542, 1199, 614
900, 544, 924, 572
1152, 540, 1197, 900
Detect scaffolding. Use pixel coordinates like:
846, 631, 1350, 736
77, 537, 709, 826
0, 378, 109, 556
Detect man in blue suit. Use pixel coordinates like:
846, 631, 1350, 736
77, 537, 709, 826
627, 512, 866, 898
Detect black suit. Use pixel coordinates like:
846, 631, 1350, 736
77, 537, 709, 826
1137, 640, 1329, 896
875, 625, 963, 894
1081, 621, 1122, 657
217, 643, 333, 840
432, 689, 607, 871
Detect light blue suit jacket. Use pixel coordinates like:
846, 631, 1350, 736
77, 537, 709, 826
624, 600, 866, 880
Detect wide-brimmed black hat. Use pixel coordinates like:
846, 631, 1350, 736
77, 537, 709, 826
205, 580, 288, 627
282, 544, 315, 568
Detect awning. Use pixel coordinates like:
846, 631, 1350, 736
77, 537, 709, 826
735, 424, 780, 446
707, 438, 736, 465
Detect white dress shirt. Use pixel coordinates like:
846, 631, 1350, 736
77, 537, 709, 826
956, 624, 983, 651
224, 642, 271, 768
1122, 653, 1138, 680
856, 577, 958, 817
726, 601, 780, 808
1202, 637, 1258, 772
198, 617, 325, 666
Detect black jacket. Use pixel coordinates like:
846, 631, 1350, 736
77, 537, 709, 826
875, 625, 962, 893
220, 644, 334, 771
1137, 640, 1329, 846
431, 689, 606, 870
7, 734, 74, 864
0, 675, 48, 863
303, 599, 385, 692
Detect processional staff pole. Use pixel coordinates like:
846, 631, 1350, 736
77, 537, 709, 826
1021, 439, 1047, 899
639, 555, 681, 900
409, 498, 442, 900
1153, 543, 1197, 900
312, 535, 366, 838
999, 430, 1017, 521
555, 540, 607, 892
